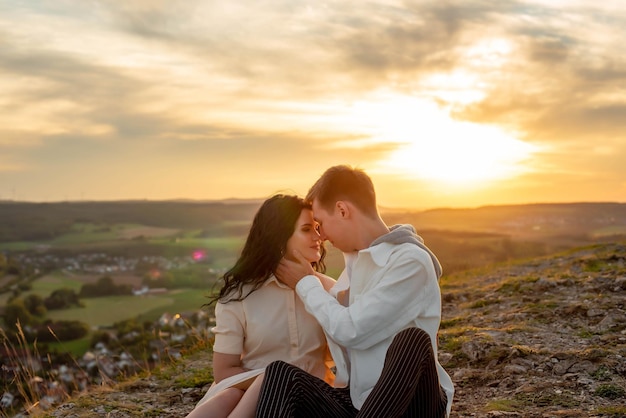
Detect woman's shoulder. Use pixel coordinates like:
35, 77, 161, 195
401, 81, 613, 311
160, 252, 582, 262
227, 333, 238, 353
219, 278, 279, 303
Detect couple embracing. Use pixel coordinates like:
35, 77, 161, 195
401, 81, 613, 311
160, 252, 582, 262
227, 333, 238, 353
186, 165, 454, 418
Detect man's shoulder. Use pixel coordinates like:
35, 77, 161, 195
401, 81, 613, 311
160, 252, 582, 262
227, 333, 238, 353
382, 240, 428, 253
364, 241, 429, 267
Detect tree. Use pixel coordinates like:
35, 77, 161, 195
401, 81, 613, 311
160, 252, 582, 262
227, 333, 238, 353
44, 288, 82, 310
2, 298, 37, 331
36, 320, 89, 342
80, 276, 131, 297
23, 294, 47, 317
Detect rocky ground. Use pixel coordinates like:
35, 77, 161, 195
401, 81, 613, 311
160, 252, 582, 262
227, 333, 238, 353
34, 243, 626, 417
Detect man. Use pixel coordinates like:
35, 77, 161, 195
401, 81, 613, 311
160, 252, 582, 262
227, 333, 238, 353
256, 165, 454, 418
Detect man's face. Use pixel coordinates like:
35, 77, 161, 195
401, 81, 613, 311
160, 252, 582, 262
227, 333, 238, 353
312, 199, 347, 252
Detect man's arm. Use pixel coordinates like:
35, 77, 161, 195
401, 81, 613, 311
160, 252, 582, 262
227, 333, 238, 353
297, 249, 440, 351
314, 272, 337, 291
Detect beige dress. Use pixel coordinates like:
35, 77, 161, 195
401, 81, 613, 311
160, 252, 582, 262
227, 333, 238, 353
195, 276, 334, 407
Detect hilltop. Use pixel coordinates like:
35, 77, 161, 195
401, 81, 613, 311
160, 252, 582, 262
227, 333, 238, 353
38, 242, 626, 418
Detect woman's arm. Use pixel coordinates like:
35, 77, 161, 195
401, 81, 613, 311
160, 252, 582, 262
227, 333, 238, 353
212, 352, 248, 383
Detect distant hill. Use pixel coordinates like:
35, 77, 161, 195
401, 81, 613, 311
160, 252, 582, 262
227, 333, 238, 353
384, 202, 626, 240
2, 201, 626, 274
2, 200, 625, 242
0, 200, 263, 242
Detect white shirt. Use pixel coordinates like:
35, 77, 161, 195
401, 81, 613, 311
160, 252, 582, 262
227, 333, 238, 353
296, 242, 454, 417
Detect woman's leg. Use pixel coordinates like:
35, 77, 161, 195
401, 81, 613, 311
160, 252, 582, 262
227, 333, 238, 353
185, 387, 244, 418
228, 373, 264, 418
356, 328, 447, 418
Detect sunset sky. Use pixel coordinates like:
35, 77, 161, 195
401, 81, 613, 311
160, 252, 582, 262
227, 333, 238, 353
1, 0, 625, 209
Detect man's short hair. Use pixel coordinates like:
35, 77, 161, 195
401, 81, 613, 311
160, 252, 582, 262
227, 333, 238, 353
306, 165, 378, 217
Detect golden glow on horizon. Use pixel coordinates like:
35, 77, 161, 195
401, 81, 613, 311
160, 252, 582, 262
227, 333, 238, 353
338, 94, 538, 186
386, 122, 537, 185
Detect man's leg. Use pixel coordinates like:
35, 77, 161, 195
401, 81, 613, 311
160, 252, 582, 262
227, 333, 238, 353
255, 360, 357, 418
356, 328, 448, 418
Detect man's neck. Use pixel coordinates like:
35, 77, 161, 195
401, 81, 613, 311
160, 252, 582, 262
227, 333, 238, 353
355, 216, 390, 250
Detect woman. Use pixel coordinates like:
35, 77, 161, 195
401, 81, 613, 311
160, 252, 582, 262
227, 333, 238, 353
185, 194, 335, 418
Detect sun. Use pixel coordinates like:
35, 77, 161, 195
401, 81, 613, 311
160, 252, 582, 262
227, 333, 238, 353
383, 116, 537, 185
338, 94, 538, 186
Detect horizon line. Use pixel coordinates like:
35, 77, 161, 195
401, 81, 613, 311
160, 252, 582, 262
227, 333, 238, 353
1, 198, 625, 212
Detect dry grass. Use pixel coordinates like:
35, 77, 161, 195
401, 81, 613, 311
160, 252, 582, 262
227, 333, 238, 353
1, 323, 71, 417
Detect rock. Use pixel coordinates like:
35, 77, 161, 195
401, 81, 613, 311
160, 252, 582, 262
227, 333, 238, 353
595, 311, 626, 332
568, 360, 595, 374
586, 308, 604, 317
461, 341, 485, 362
535, 277, 555, 291
439, 352, 454, 365
504, 364, 528, 374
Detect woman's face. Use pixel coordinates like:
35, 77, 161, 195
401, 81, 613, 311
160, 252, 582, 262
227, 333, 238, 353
285, 209, 322, 263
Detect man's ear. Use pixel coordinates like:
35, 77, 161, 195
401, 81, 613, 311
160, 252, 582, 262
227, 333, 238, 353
336, 201, 350, 218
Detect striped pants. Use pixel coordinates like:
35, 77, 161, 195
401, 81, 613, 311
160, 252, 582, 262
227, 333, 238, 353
255, 327, 448, 418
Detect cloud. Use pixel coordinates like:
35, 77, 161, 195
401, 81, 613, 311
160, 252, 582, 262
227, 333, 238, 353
1, 0, 625, 204
440, 1, 626, 148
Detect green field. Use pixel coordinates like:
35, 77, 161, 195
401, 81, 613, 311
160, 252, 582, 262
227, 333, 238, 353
48, 223, 125, 244
29, 271, 86, 296
135, 288, 214, 322
0, 222, 237, 251
47, 295, 175, 327
0, 241, 39, 251
27, 272, 214, 328
0, 219, 242, 337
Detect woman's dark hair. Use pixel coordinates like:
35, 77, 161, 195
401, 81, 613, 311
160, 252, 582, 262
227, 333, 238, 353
209, 194, 326, 304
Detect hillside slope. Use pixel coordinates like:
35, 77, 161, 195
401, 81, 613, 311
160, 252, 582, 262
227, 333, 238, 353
41, 243, 626, 418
